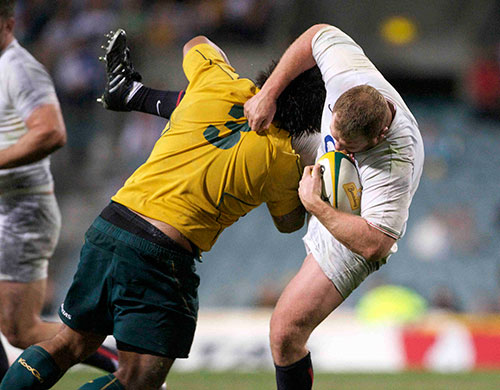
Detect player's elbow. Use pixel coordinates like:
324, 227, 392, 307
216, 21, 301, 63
37, 125, 66, 156
307, 24, 331, 36
46, 125, 67, 151
362, 240, 394, 262
275, 219, 304, 234
310, 23, 331, 31
362, 246, 388, 263
359, 226, 396, 262
272, 206, 305, 233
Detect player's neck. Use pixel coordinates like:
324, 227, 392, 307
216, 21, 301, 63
0, 34, 13, 52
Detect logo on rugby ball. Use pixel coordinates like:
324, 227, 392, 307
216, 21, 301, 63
317, 151, 362, 214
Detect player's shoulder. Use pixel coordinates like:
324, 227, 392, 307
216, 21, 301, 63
263, 126, 295, 153
356, 109, 422, 171
0, 41, 17, 70
0, 40, 44, 75
387, 101, 420, 143
311, 25, 357, 49
183, 42, 226, 70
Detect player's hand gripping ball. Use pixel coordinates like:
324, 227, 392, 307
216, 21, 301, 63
317, 151, 362, 214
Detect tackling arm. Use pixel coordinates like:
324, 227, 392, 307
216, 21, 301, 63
244, 24, 329, 132
299, 164, 395, 262
0, 103, 66, 169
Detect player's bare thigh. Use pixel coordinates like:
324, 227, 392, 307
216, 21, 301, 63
270, 253, 344, 365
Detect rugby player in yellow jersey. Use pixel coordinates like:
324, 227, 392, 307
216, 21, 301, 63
0, 30, 325, 390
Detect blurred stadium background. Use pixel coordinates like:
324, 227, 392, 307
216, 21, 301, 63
6, 0, 500, 380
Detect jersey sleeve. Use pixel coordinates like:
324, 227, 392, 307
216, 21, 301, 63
311, 26, 377, 86
358, 141, 416, 240
263, 146, 302, 217
182, 43, 239, 89
2, 52, 58, 120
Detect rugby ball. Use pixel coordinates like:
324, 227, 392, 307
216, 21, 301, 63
317, 151, 362, 214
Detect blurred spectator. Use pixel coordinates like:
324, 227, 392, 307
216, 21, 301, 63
144, 2, 183, 48
36, 2, 74, 70
17, 0, 54, 46
213, 0, 274, 43
431, 285, 461, 312
48, 1, 116, 170
409, 211, 450, 261
114, 0, 149, 45
465, 44, 500, 121
254, 281, 281, 308
52, 35, 104, 168
72, 0, 117, 40
409, 204, 480, 261
441, 204, 481, 255
115, 112, 166, 175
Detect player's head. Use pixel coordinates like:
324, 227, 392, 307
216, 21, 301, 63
0, 0, 15, 50
255, 62, 325, 138
330, 85, 391, 153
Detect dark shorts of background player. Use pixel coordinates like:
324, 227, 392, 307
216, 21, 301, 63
58, 201, 200, 359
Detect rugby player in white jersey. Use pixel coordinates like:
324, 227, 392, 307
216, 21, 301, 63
0, 0, 117, 378
245, 24, 424, 390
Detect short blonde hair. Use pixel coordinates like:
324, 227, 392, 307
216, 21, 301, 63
332, 85, 387, 141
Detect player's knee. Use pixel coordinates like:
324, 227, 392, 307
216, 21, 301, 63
4, 332, 33, 349
270, 318, 302, 357
1, 320, 29, 349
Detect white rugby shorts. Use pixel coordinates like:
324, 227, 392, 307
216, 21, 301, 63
0, 192, 61, 282
303, 215, 385, 298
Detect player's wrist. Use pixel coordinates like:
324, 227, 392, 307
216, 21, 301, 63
260, 73, 286, 101
306, 194, 330, 216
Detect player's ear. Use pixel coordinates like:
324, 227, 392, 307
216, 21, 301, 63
5, 17, 14, 33
378, 126, 389, 141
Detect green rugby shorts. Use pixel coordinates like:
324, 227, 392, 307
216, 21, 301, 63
59, 214, 200, 358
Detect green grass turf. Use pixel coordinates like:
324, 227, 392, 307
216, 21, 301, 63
52, 368, 500, 390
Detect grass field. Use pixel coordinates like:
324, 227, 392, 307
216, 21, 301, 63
53, 368, 500, 390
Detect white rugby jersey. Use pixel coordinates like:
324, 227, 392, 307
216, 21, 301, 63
0, 39, 59, 192
311, 26, 424, 241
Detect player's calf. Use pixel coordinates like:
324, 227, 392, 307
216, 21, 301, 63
0, 345, 62, 390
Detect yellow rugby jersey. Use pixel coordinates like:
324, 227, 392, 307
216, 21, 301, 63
112, 43, 302, 252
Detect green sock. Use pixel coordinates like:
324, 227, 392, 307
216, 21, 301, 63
0, 345, 62, 389
78, 374, 125, 389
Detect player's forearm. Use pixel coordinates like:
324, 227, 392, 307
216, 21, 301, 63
260, 24, 327, 99
0, 129, 65, 168
308, 200, 393, 262
0, 105, 66, 168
